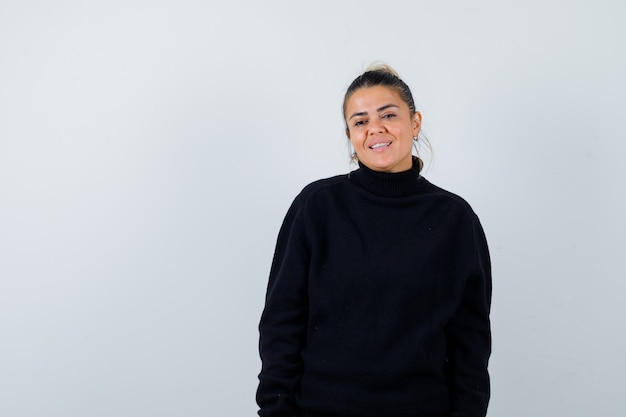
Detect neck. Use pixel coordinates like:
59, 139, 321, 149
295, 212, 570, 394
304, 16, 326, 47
349, 157, 425, 197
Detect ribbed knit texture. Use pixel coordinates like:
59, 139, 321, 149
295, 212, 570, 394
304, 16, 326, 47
349, 160, 426, 197
258, 159, 492, 417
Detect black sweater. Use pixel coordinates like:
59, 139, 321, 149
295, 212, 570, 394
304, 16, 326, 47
257, 160, 492, 417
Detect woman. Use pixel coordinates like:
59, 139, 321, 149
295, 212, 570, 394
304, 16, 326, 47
257, 64, 492, 417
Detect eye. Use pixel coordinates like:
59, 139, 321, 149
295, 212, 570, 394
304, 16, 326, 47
382, 113, 396, 119
354, 119, 367, 127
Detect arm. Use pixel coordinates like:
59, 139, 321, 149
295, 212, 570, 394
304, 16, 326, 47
445, 214, 492, 417
256, 196, 310, 417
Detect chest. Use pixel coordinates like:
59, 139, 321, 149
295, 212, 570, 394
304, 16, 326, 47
305, 199, 471, 307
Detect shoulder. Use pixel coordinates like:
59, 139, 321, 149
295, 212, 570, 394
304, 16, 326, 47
421, 178, 481, 221
294, 174, 349, 203
420, 180, 490, 266
279, 174, 349, 221
423, 179, 489, 247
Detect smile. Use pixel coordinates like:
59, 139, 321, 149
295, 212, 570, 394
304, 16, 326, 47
370, 142, 391, 149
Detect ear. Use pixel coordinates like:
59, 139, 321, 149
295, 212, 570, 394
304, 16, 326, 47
345, 127, 351, 139
412, 112, 422, 137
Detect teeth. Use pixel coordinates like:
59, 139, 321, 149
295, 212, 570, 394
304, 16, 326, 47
371, 142, 390, 149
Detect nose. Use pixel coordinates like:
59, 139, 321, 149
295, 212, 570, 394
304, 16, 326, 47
368, 118, 385, 134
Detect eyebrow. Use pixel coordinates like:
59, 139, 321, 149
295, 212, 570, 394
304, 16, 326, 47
348, 103, 400, 120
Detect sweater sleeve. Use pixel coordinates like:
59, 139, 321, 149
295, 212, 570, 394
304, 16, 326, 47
256, 195, 310, 417
445, 212, 492, 417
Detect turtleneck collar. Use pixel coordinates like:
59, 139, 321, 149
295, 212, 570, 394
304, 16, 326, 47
348, 157, 426, 197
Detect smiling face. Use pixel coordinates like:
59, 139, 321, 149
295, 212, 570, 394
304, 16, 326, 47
345, 85, 422, 173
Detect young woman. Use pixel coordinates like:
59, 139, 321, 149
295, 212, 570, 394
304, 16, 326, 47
257, 64, 492, 417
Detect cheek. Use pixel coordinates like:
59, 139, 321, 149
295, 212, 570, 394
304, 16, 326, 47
348, 131, 364, 146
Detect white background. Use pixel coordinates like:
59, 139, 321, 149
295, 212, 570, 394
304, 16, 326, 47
1, 1, 625, 416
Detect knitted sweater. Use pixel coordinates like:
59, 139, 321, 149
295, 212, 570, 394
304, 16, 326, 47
257, 160, 492, 417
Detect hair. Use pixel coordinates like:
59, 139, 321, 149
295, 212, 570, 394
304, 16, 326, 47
343, 62, 432, 167
342, 62, 417, 120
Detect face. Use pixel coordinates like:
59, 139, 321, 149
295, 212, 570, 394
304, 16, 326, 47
345, 86, 421, 173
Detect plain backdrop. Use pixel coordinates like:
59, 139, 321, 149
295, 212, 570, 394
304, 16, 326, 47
1, 1, 625, 416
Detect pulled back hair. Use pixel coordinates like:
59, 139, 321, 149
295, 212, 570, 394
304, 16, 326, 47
342, 62, 417, 123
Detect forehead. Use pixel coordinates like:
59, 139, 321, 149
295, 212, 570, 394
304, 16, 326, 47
346, 85, 406, 112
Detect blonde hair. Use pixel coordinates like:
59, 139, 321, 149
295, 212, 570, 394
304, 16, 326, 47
364, 61, 402, 78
